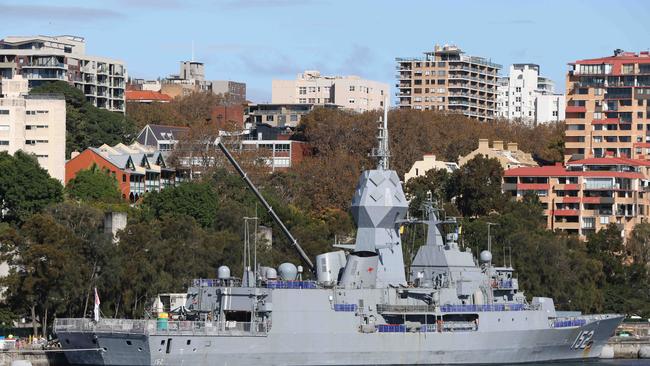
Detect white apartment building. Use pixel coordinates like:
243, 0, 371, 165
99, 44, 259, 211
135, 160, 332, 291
0, 75, 66, 181
272, 70, 389, 113
0, 35, 127, 113
497, 64, 565, 124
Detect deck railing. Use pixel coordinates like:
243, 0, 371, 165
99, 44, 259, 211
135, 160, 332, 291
54, 318, 269, 337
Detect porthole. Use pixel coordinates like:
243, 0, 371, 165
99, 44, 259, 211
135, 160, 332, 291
102, 347, 108, 352
186, 340, 191, 345
138, 347, 143, 352
65, 339, 70, 344
512, 318, 515, 322
126, 340, 132, 346
160, 340, 165, 345
193, 348, 197, 352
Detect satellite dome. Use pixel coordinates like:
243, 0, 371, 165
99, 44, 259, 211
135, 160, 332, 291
278, 263, 298, 281
266, 267, 278, 280
480, 250, 492, 263
217, 265, 231, 279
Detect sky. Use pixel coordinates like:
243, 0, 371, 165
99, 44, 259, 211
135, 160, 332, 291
1, 0, 649, 103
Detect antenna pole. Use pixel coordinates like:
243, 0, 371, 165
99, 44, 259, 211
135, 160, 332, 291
371, 97, 390, 170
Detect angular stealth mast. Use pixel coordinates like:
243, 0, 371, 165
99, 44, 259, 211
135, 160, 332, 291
349, 100, 408, 287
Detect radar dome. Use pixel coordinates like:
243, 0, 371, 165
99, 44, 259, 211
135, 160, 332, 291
278, 263, 298, 281
479, 250, 492, 263
217, 265, 231, 279
266, 267, 278, 280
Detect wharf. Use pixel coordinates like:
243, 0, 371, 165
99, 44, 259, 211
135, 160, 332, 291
603, 323, 650, 359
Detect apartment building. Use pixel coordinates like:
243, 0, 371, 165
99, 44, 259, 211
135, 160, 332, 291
66, 142, 183, 202
0, 75, 66, 181
157, 61, 246, 102
272, 70, 388, 113
395, 44, 501, 121
496, 64, 565, 124
212, 80, 247, 104
246, 103, 340, 128
0, 35, 127, 113
564, 50, 650, 162
503, 156, 650, 239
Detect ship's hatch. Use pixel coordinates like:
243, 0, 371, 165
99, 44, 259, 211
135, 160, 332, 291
225, 310, 252, 322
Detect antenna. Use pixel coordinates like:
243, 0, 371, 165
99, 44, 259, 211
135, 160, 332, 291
370, 97, 390, 170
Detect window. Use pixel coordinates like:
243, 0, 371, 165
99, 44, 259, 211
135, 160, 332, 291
0, 140, 8, 145
298, 98, 306, 103
298, 87, 306, 95
553, 111, 558, 117
516, 97, 521, 102
122, 174, 127, 182
349, 86, 355, 92
266, 115, 274, 122
348, 98, 355, 104
26, 110, 36, 115
290, 114, 298, 122
516, 87, 521, 92
308, 98, 316, 103
0, 110, 8, 115
308, 87, 316, 93
638, 112, 644, 119
516, 106, 521, 112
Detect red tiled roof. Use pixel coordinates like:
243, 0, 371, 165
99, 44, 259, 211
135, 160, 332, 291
567, 156, 650, 167
126, 90, 173, 102
571, 52, 650, 65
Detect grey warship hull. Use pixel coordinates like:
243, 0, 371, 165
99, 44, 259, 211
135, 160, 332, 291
56, 287, 622, 366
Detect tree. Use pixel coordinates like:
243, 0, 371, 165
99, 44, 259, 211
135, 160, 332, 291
30, 81, 136, 157
0, 151, 63, 223
451, 154, 506, 217
142, 182, 219, 228
66, 164, 122, 203
404, 168, 455, 217
0, 214, 90, 336
627, 222, 650, 264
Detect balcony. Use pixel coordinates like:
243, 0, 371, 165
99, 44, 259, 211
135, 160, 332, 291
566, 105, 586, 113
553, 209, 580, 216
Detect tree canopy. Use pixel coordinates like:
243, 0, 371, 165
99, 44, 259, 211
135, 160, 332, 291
0, 151, 63, 223
66, 164, 122, 203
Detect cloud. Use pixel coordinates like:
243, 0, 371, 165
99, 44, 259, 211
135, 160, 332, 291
239, 53, 300, 76
0, 4, 124, 21
219, 0, 316, 10
336, 44, 374, 76
113, 0, 183, 9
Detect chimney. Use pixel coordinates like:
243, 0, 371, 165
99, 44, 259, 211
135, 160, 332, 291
507, 142, 518, 152
478, 138, 489, 150
493, 140, 504, 150
70, 151, 80, 159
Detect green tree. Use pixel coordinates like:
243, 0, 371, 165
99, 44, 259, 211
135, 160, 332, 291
627, 222, 650, 264
30, 81, 136, 157
0, 151, 63, 223
66, 164, 122, 203
404, 168, 456, 217
451, 154, 506, 217
143, 182, 219, 228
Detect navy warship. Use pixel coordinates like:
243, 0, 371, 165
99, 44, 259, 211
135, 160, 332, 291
54, 108, 623, 365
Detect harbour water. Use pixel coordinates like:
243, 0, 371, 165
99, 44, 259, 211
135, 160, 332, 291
498, 361, 648, 366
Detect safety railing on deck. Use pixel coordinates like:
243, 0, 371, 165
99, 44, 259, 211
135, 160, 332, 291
54, 318, 269, 337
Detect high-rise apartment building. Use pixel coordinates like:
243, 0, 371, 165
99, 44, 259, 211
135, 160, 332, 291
0, 35, 127, 113
272, 70, 389, 113
0, 75, 66, 181
564, 50, 650, 162
504, 157, 650, 239
496, 64, 565, 124
395, 44, 501, 121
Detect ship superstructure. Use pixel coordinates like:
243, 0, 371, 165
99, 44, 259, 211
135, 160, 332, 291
55, 107, 622, 365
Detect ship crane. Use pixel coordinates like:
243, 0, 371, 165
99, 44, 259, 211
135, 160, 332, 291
215, 139, 315, 272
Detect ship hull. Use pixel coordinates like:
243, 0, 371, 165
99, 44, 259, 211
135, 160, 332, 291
58, 315, 621, 365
